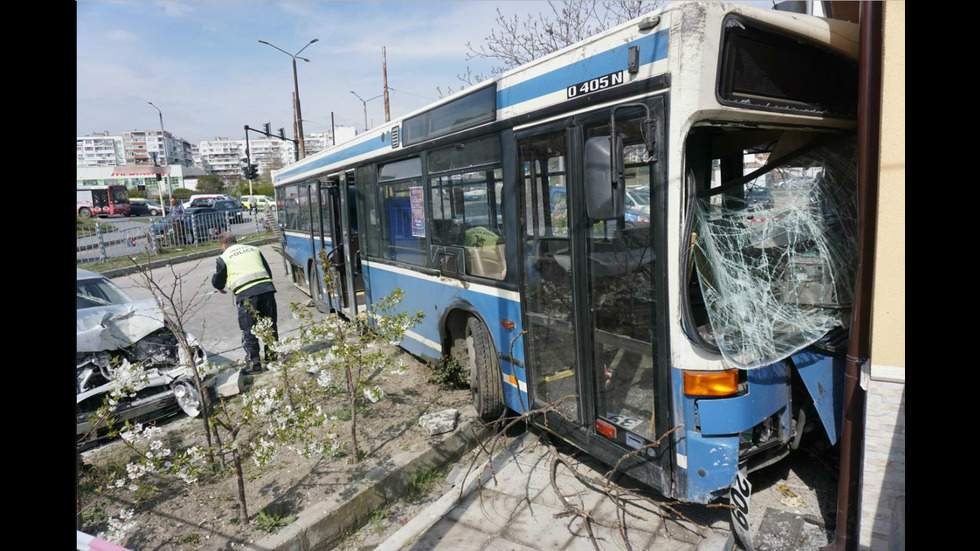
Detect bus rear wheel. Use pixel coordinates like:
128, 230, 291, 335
79, 208, 92, 218
457, 317, 504, 421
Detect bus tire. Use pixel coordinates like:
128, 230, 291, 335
464, 317, 504, 421
79, 207, 92, 218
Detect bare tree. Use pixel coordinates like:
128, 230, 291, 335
129, 259, 223, 469
443, 0, 661, 96
259, 156, 285, 184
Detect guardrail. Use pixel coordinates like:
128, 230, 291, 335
76, 210, 273, 265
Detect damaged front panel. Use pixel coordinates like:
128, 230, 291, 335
692, 134, 858, 369
77, 299, 170, 353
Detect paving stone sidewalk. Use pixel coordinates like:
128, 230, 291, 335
376, 435, 733, 551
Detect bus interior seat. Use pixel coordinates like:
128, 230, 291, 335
465, 244, 506, 280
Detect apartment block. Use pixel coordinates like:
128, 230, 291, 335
77, 132, 125, 167
122, 129, 193, 167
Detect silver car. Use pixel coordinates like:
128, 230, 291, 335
76, 268, 213, 442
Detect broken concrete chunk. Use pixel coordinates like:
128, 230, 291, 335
419, 409, 458, 436
215, 369, 244, 397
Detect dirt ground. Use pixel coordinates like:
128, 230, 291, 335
78, 346, 473, 550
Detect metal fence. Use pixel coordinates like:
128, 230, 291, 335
76, 210, 274, 265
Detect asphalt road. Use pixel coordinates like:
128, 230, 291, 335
111, 243, 318, 368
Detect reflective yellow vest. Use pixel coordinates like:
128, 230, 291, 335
221, 244, 273, 295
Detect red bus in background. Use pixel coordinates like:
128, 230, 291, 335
77, 185, 130, 218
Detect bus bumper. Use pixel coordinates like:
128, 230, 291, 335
671, 363, 793, 503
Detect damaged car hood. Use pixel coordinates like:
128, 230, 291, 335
77, 298, 169, 353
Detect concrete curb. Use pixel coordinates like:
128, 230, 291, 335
374, 432, 529, 551
97, 236, 279, 279
247, 418, 489, 551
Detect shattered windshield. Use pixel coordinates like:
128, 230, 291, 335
77, 277, 134, 310
692, 133, 858, 369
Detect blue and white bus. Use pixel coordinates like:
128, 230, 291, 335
272, 2, 860, 504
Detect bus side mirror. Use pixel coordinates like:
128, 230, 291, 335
584, 135, 625, 220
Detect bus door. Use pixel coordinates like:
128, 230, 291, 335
325, 174, 349, 313
342, 171, 365, 311
517, 99, 669, 490
311, 179, 332, 313
326, 171, 363, 317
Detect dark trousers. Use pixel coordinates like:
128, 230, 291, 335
237, 292, 279, 370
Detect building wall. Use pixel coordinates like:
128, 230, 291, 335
77, 133, 124, 166
860, 2, 905, 550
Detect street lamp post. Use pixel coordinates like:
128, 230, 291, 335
350, 91, 384, 132
147, 101, 170, 215
258, 38, 318, 159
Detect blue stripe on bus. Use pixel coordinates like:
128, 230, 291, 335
496, 30, 669, 109
276, 137, 389, 182
276, 30, 668, 185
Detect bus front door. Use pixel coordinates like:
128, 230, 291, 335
517, 103, 669, 491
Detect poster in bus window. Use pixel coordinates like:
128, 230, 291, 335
410, 186, 426, 237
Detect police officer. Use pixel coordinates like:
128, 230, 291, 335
212, 232, 278, 373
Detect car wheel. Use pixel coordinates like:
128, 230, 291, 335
457, 317, 505, 421
79, 207, 92, 218
150, 209, 159, 216
172, 380, 202, 417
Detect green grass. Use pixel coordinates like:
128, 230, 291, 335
255, 506, 297, 533
406, 465, 451, 502
427, 357, 468, 388
76, 217, 117, 234
368, 505, 390, 533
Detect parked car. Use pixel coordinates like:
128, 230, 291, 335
150, 207, 230, 246
624, 187, 651, 227
128, 198, 163, 217
241, 195, 274, 211
210, 199, 246, 223
188, 198, 216, 208
745, 185, 774, 209
183, 194, 233, 209
76, 269, 221, 443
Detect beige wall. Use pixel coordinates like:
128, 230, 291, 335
860, 3, 905, 550
870, 1, 905, 375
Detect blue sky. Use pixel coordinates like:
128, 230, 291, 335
77, 1, 777, 145
77, 1, 554, 144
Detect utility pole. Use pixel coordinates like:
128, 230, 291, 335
331, 112, 336, 146
382, 46, 391, 123
147, 101, 170, 215
292, 56, 307, 158
292, 92, 299, 159
258, 38, 317, 159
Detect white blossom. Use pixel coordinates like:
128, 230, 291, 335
363, 386, 384, 403
99, 508, 136, 544
109, 360, 149, 401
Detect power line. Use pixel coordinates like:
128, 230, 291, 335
388, 87, 435, 102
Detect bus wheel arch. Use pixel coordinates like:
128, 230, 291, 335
446, 309, 504, 421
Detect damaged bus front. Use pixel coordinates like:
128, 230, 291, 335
667, 7, 860, 502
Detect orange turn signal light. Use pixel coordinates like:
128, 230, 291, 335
683, 369, 739, 397
501, 319, 516, 330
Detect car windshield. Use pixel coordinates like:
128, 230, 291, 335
77, 277, 133, 309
